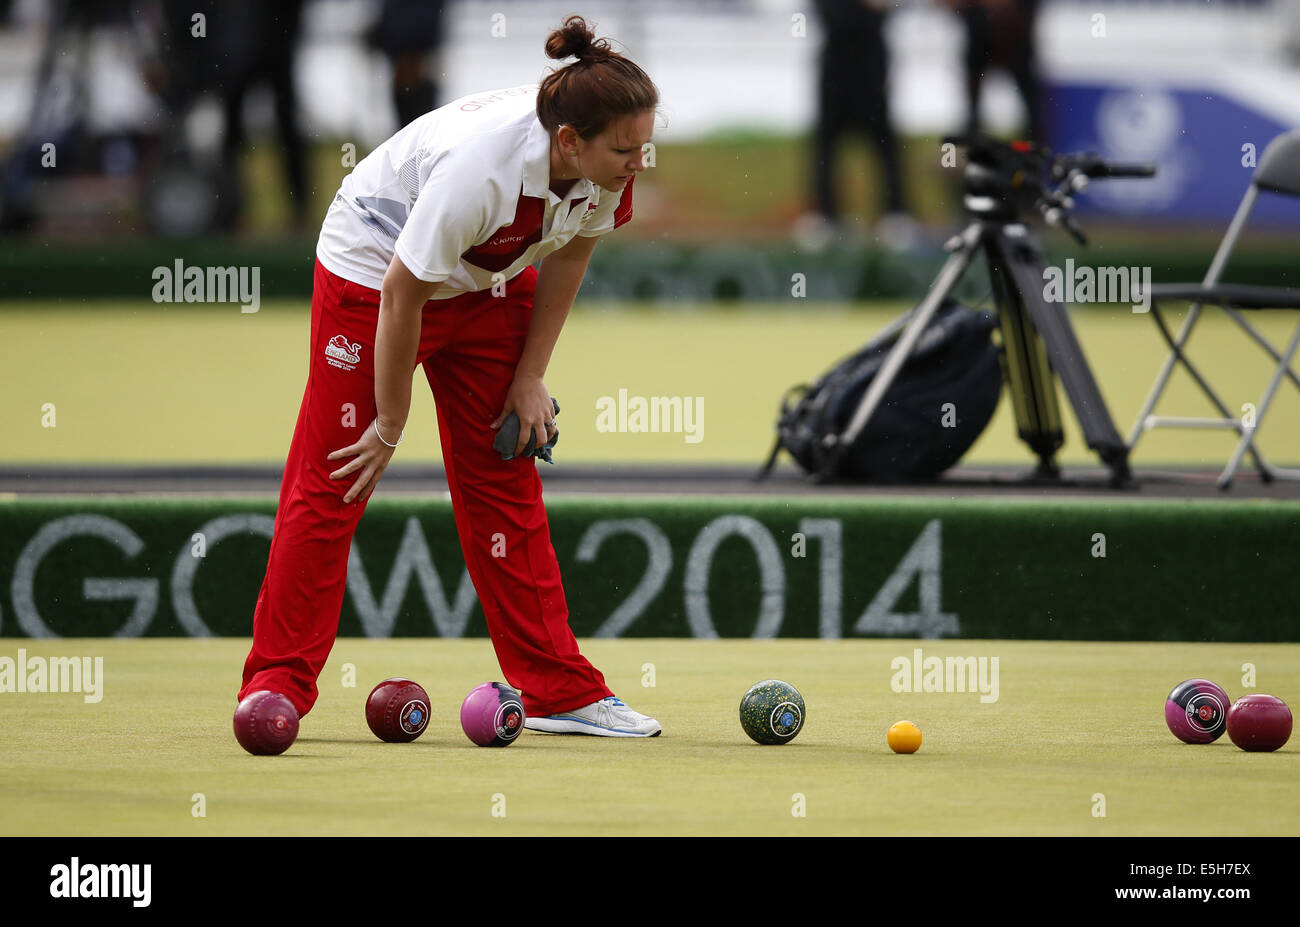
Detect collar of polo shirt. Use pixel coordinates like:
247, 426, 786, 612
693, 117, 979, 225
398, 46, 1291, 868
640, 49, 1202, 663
522, 117, 595, 205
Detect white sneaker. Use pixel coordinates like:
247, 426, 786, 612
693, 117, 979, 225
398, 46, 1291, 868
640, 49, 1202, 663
524, 696, 662, 738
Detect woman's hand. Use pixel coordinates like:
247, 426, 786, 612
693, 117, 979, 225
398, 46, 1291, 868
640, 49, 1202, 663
491, 374, 557, 457
327, 417, 402, 504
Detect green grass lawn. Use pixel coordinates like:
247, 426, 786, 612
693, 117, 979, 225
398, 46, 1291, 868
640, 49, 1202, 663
0, 639, 1294, 836
3, 299, 1299, 468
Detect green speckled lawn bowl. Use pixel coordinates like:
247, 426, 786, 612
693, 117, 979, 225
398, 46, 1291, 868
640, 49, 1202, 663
740, 680, 805, 745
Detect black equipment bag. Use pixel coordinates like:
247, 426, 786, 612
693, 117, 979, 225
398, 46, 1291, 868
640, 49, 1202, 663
758, 299, 1003, 483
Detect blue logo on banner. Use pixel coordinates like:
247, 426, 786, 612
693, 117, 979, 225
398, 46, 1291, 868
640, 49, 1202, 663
1050, 83, 1300, 228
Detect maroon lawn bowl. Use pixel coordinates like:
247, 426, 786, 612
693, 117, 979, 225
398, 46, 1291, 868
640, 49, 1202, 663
1226, 693, 1292, 752
460, 682, 526, 747
365, 678, 431, 743
1164, 678, 1230, 744
233, 690, 300, 755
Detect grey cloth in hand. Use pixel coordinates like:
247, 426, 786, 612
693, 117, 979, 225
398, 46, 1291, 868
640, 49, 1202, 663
493, 397, 560, 463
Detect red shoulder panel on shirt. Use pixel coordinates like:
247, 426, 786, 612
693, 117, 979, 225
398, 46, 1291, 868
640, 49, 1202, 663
613, 175, 635, 230
462, 192, 544, 273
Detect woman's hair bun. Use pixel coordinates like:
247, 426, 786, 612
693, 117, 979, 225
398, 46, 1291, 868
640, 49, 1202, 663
545, 14, 610, 62
536, 14, 659, 140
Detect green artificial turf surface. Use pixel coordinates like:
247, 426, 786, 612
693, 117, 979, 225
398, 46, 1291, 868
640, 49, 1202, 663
2, 639, 1295, 836
5, 299, 1299, 468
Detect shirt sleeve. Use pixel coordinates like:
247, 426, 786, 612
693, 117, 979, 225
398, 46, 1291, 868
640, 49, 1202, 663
393, 150, 496, 283
577, 174, 636, 238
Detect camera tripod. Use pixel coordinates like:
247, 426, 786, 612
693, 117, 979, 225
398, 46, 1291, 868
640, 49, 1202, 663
820, 136, 1155, 487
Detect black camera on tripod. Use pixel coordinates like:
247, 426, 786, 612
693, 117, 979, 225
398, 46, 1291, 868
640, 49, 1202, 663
762, 135, 1156, 488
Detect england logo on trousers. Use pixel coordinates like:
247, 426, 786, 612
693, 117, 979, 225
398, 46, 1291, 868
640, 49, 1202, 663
325, 334, 362, 371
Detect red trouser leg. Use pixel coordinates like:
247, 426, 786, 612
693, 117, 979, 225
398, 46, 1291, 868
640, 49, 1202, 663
241, 260, 612, 719
419, 265, 613, 717
239, 260, 381, 716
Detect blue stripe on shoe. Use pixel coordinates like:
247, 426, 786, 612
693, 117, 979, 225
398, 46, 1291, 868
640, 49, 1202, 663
545, 713, 644, 734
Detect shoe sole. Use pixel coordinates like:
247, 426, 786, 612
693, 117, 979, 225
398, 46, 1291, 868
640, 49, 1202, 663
524, 717, 661, 738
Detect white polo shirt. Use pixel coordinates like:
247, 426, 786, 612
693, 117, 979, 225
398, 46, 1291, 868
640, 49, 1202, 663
315, 84, 634, 298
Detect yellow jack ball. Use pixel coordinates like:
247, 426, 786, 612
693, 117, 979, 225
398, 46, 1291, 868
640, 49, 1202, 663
888, 720, 922, 754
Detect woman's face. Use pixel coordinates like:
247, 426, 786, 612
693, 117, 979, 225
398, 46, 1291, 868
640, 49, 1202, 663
560, 109, 655, 191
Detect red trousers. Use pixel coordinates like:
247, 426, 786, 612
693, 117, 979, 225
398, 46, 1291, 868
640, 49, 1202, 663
239, 259, 612, 718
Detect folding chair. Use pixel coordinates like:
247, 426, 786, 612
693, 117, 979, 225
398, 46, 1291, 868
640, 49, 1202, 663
1127, 128, 1300, 489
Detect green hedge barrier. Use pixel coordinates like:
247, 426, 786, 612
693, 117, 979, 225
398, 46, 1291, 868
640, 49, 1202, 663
1, 496, 1296, 641
4, 237, 1296, 304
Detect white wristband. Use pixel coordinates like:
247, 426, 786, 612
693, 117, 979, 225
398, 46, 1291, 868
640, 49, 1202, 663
374, 419, 404, 448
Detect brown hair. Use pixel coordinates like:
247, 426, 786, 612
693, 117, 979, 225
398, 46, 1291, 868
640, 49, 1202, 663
536, 15, 659, 140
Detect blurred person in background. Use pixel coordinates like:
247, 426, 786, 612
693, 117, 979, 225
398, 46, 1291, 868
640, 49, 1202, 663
139, 0, 306, 231
795, 0, 920, 253
216, 0, 309, 231
946, 0, 1043, 144
366, 0, 448, 129
142, 0, 308, 233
